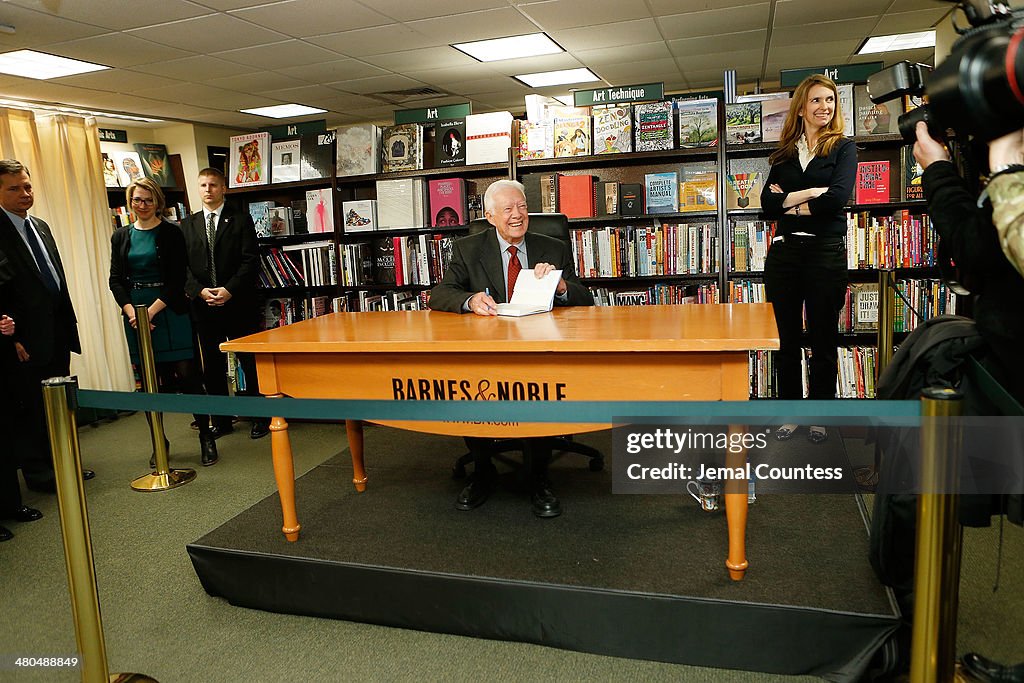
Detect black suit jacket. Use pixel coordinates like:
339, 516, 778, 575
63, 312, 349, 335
180, 202, 260, 328
0, 211, 79, 367
108, 220, 191, 315
429, 229, 593, 312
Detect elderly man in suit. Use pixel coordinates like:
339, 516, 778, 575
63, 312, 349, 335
0, 159, 92, 507
180, 167, 268, 441
429, 179, 593, 518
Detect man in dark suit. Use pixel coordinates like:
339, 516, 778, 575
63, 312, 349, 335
430, 179, 593, 517
180, 167, 268, 441
0, 159, 91, 504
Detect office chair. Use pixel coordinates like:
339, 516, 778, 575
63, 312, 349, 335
452, 213, 605, 478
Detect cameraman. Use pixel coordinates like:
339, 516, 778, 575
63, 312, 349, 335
913, 121, 1024, 401
987, 128, 1024, 279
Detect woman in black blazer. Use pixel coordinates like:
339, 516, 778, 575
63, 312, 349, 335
109, 178, 217, 466
760, 75, 857, 443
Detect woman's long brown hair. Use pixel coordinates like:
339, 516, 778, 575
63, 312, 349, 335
768, 74, 846, 165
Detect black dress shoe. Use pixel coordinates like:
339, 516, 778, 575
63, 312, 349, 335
962, 652, 1024, 683
208, 425, 233, 439
82, 469, 95, 481
531, 480, 562, 518
456, 474, 493, 511
200, 433, 219, 466
2, 506, 43, 522
250, 421, 270, 440
0, 525, 11, 542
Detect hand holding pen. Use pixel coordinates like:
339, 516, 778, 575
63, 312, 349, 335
469, 288, 498, 316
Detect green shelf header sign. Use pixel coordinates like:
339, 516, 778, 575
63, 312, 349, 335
259, 119, 327, 139
98, 128, 127, 143
779, 62, 884, 87
394, 103, 472, 125
573, 83, 664, 107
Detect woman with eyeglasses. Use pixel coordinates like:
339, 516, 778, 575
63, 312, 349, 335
109, 177, 217, 467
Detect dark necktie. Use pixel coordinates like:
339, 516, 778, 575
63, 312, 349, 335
24, 218, 59, 293
206, 212, 217, 286
507, 245, 521, 300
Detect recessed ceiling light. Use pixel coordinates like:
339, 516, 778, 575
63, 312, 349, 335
453, 33, 563, 62
240, 104, 328, 119
514, 68, 600, 88
858, 31, 935, 55
0, 50, 108, 79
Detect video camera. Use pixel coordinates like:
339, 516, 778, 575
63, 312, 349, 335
867, 0, 1024, 144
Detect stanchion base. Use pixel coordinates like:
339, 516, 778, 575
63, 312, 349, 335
110, 673, 158, 682
130, 469, 197, 492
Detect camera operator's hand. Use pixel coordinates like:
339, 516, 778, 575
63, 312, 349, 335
913, 121, 950, 169
988, 128, 1024, 172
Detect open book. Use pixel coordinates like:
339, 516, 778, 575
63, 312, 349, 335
495, 268, 561, 317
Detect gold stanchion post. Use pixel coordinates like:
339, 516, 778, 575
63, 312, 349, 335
130, 304, 196, 492
42, 377, 156, 683
910, 387, 964, 683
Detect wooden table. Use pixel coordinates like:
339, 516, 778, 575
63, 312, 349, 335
222, 304, 778, 580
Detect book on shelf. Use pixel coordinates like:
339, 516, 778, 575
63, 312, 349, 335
248, 200, 275, 238
633, 101, 674, 152
725, 102, 762, 144
760, 97, 790, 143
522, 172, 559, 214
428, 178, 468, 227
619, 183, 644, 216
371, 237, 396, 285
558, 174, 596, 218
593, 106, 632, 154
133, 143, 173, 187
268, 206, 293, 236
466, 111, 513, 165
680, 169, 718, 212
644, 172, 679, 215
300, 131, 335, 180
229, 132, 270, 188
902, 145, 925, 201
271, 139, 301, 184
836, 83, 856, 137
336, 123, 380, 177
552, 115, 592, 157
305, 187, 335, 233
434, 118, 467, 168
381, 124, 423, 173
725, 156, 770, 210
855, 160, 890, 204
376, 177, 427, 229
854, 85, 905, 136
342, 199, 378, 233
676, 98, 718, 148
102, 153, 119, 188
518, 121, 553, 160
850, 282, 880, 332
290, 200, 307, 234
111, 150, 145, 188
596, 180, 619, 216
263, 298, 292, 329
496, 268, 562, 317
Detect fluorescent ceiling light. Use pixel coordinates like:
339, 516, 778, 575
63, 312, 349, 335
0, 98, 162, 122
858, 31, 935, 55
453, 33, 562, 62
240, 103, 327, 119
0, 50, 108, 79
515, 68, 600, 88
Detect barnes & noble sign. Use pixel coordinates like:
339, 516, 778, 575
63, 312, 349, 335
573, 83, 664, 107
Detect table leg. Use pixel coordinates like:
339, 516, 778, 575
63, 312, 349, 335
268, 405, 300, 542
725, 423, 749, 581
346, 419, 367, 492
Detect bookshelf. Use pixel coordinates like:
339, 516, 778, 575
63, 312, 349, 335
106, 153, 191, 230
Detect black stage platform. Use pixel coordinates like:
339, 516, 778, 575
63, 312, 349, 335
188, 427, 900, 682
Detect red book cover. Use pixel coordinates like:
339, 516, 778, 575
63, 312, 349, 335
856, 160, 889, 204
392, 236, 405, 286
557, 174, 596, 218
427, 178, 467, 227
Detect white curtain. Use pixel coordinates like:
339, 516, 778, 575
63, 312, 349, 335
0, 108, 134, 391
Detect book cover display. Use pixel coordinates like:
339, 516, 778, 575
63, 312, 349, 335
465, 111, 513, 165
644, 172, 679, 215
726, 156, 770, 209
592, 106, 632, 154
759, 97, 790, 144
434, 119, 467, 168
725, 103, 762, 144
133, 143, 173, 187
263, 298, 291, 329
342, 199, 378, 233
619, 183, 644, 216
271, 139, 300, 184
633, 101, 674, 152
680, 168, 718, 212
268, 206, 293, 236
381, 124, 423, 173
518, 121, 552, 160
300, 131, 335, 180
371, 237, 396, 285
229, 132, 269, 188
336, 123, 379, 177
376, 178, 427, 229
676, 98, 718, 148
248, 200, 275, 238
836, 83, 856, 137
553, 116, 591, 157
111, 150, 145, 188
557, 174, 595, 219
854, 85, 904, 136
902, 146, 924, 201
305, 188, 335, 233
855, 160, 890, 204
427, 178, 467, 227
102, 153, 119, 188
596, 181, 619, 216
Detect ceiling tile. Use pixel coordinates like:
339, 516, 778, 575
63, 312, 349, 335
406, 8, 539, 43
324, 74, 429, 95
886, 0, 951, 12
516, 0, 652, 30
767, 39, 862, 67
212, 40, 344, 70
132, 82, 280, 110
229, 0, 392, 38
40, 34, 194, 69
769, 17, 878, 45
51, 70, 184, 94
873, 9, 950, 34
773, 0, 891, 27
6, 0, 214, 31
485, 53, 586, 77
273, 59, 388, 83
444, 77, 522, 96
648, 0, 763, 13
205, 72, 314, 93
404, 64, 507, 85
680, 50, 763, 73
361, 0, 510, 22
595, 58, 681, 83
296, 92, 386, 110
573, 42, 673, 67
361, 47, 479, 72
685, 65, 760, 87
668, 30, 767, 58
0, 4, 109, 51
306, 24, 444, 56
132, 56, 262, 82
550, 19, 663, 52
658, 4, 771, 40
127, 14, 289, 53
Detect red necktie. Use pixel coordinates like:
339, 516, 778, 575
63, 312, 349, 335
507, 245, 521, 301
